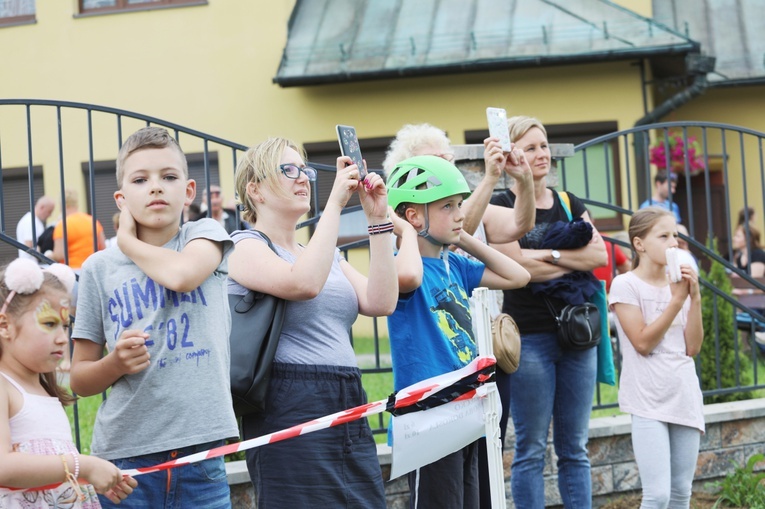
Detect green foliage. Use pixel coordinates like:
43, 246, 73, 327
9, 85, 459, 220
708, 453, 765, 508
699, 240, 752, 403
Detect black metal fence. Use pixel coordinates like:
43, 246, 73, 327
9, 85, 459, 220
1, 101, 763, 445
567, 121, 765, 407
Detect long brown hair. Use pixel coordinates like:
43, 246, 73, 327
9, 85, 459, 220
628, 207, 675, 269
0, 267, 76, 406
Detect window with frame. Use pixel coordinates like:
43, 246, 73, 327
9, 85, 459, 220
80, 0, 205, 15
466, 121, 623, 231
0, 0, 35, 26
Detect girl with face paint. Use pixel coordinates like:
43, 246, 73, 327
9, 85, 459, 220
0, 259, 137, 508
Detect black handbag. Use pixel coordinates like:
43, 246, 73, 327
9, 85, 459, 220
229, 231, 286, 416
544, 297, 601, 351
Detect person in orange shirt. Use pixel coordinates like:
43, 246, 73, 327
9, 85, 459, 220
52, 189, 106, 270
51, 188, 106, 371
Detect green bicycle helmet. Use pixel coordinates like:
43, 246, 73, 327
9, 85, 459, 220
386, 155, 471, 210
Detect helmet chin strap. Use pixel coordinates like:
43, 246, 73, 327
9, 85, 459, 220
417, 203, 450, 247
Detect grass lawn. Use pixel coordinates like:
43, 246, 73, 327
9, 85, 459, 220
64, 393, 101, 455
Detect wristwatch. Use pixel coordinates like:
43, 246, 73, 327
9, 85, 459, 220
550, 249, 561, 265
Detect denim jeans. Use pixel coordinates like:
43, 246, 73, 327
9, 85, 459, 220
509, 331, 597, 509
100, 440, 231, 509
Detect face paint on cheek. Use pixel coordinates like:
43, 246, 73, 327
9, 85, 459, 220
59, 300, 70, 325
34, 300, 61, 333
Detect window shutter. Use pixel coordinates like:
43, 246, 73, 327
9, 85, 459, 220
0, 166, 45, 264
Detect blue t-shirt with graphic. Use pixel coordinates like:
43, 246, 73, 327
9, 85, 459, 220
388, 251, 485, 392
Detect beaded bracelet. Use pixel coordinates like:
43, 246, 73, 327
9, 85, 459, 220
71, 450, 80, 484
60, 453, 86, 501
368, 221, 394, 235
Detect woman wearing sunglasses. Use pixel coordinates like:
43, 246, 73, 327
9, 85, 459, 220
227, 137, 397, 509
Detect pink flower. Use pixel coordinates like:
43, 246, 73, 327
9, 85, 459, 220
650, 131, 705, 173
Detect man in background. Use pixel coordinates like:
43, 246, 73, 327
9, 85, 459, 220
200, 184, 242, 233
15, 195, 55, 263
639, 170, 682, 223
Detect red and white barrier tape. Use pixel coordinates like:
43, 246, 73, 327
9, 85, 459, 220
124, 356, 495, 476
7, 356, 495, 490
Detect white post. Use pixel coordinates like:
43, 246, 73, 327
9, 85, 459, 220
473, 287, 507, 508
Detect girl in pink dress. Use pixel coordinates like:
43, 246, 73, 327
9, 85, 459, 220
0, 259, 137, 508
609, 208, 704, 509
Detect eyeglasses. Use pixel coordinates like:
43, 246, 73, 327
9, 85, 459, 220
279, 164, 317, 181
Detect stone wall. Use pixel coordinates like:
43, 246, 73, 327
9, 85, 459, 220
228, 398, 765, 508
585, 399, 765, 507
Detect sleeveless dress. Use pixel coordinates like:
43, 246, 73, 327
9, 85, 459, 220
0, 371, 100, 509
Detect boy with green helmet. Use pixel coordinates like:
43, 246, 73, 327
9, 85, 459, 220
386, 155, 530, 507
387, 155, 472, 247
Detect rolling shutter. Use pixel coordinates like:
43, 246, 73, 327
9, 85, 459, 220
0, 166, 45, 264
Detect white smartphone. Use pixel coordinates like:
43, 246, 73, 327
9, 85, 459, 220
336, 124, 367, 180
486, 107, 512, 152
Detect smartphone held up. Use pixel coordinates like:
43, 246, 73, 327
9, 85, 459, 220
486, 107, 512, 152
336, 124, 367, 181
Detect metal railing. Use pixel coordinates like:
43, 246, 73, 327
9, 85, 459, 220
1, 101, 764, 446
567, 121, 765, 408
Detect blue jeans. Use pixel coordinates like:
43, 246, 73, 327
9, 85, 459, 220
100, 440, 231, 509
510, 331, 597, 509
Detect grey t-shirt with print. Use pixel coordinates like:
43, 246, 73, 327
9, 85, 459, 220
73, 218, 238, 460
227, 229, 359, 367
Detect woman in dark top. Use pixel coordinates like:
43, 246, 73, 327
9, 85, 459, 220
490, 116, 607, 508
733, 223, 765, 277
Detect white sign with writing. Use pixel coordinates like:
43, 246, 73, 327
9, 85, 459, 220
389, 385, 495, 479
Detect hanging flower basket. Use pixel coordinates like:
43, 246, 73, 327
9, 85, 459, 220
650, 131, 705, 176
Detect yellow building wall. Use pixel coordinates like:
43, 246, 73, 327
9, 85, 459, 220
0, 1, 665, 336
0, 2, 647, 171
0, 0, 652, 334
609, 0, 653, 18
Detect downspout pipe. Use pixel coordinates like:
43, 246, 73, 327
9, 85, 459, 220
634, 73, 709, 127
633, 55, 713, 202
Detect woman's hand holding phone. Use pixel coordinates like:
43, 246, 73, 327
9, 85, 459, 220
358, 171, 388, 223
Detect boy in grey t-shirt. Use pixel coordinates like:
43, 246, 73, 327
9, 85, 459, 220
71, 127, 237, 508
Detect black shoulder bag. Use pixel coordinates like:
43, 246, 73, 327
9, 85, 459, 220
229, 231, 286, 416
544, 297, 601, 351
